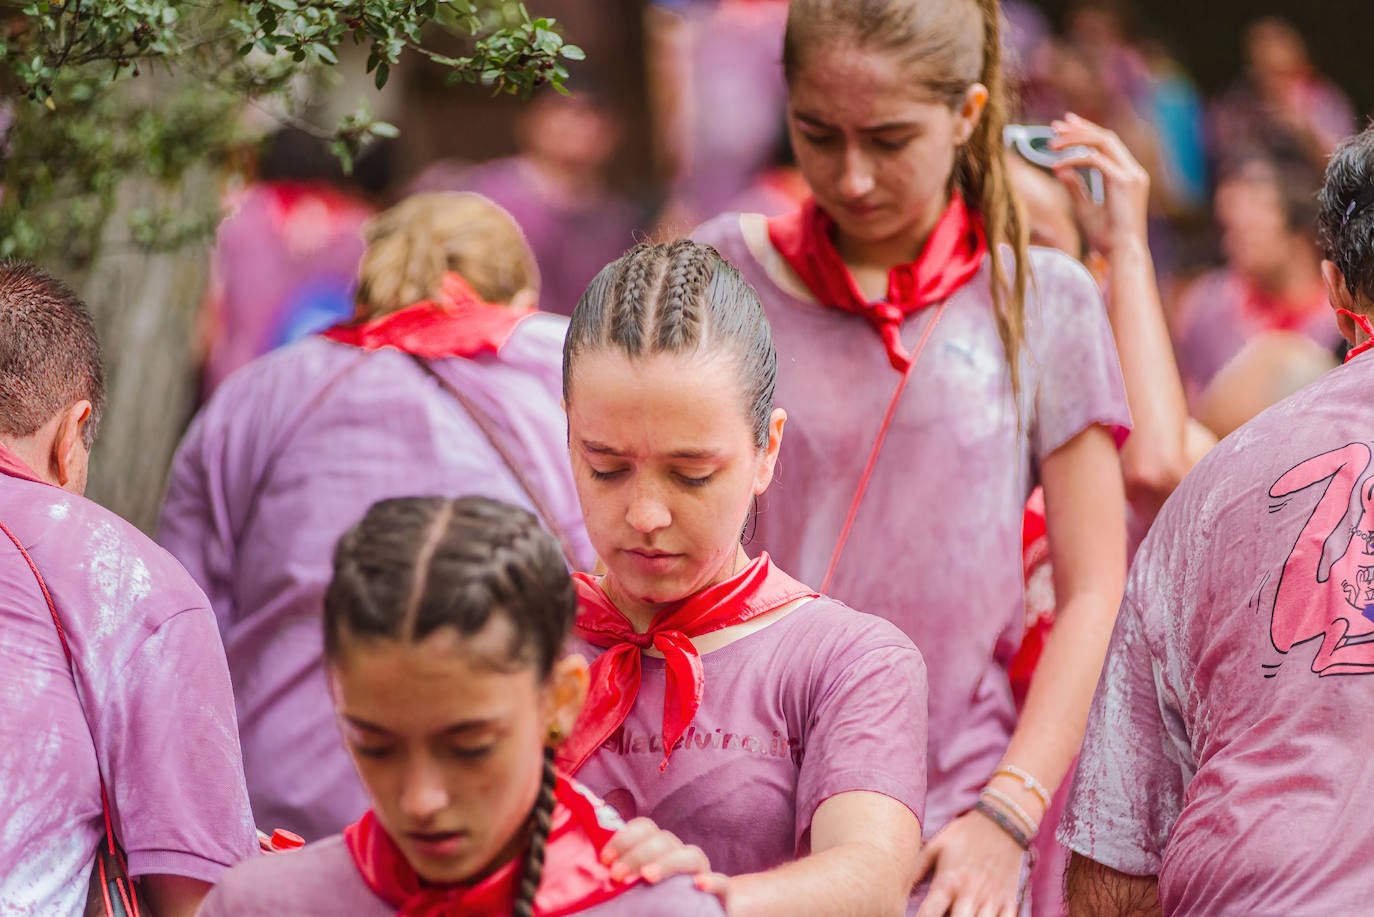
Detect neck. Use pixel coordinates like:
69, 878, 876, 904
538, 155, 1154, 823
1253, 256, 1322, 307
832, 193, 950, 275
604, 545, 752, 633
0, 435, 51, 485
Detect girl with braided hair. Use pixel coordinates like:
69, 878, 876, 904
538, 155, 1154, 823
690, 0, 1131, 912
560, 239, 929, 914
201, 495, 725, 916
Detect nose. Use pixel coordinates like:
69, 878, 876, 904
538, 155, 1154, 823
837, 145, 876, 201
398, 754, 450, 825
625, 479, 671, 535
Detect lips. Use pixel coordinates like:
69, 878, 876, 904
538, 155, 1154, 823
407, 830, 467, 859
624, 548, 684, 573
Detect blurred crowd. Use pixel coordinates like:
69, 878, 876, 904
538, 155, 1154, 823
199, 0, 1363, 436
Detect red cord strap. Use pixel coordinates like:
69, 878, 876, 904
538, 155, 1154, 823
820, 301, 950, 594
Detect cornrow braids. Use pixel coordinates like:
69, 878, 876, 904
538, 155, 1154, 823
513, 748, 559, 917
324, 496, 575, 677
565, 240, 779, 448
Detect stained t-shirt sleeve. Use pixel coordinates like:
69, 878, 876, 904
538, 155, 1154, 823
102, 605, 259, 882
1026, 249, 1131, 462
1059, 591, 1188, 876
794, 641, 928, 849
587, 875, 727, 916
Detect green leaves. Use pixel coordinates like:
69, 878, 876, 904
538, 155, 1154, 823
0, 0, 583, 261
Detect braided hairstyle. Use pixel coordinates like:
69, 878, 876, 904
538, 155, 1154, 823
564, 239, 777, 449
1317, 128, 1374, 305
324, 496, 576, 912
782, 0, 1030, 398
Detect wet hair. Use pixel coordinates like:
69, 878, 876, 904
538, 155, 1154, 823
1218, 145, 1322, 239
1318, 127, 1374, 305
563, 239, 777, 449
354, 192, 539, 321
324, 496, 575, 917
0, 260, 104, 449
782, 0, 1030, 396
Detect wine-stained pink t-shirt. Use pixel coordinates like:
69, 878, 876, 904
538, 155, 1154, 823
1062, 353, 1374, 913
693, 215, 1130, 834
569, 597, 928, 878
200, 835, 726, 916
0, 451, 257, 913
158, 315, 594, 840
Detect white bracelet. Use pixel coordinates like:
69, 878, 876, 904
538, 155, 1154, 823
994, 764, 1052, 810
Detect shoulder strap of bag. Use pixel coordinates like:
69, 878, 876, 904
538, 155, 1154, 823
410, 355, 580, 569
0, 518, 140, 916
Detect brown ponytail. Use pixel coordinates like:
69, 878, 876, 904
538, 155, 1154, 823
784, 0, 1030, 397
512, 748, 559, 917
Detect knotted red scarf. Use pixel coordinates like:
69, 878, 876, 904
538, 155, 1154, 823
560, 553, 816, 774
767, 195, 988, 371
323, 272, 534, 359
1338, 308, 1374, 364
345, 775, 633, 917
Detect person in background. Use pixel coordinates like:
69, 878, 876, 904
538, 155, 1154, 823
1062, 125, 1374, 916
159, 192, 595, 841
1210, 16, 1356, 172
0, 260, 257, 915
407, 91, 643, 316
1171, 145, 1342, 407
200, 127, 386, 397
201, 496, 725, 916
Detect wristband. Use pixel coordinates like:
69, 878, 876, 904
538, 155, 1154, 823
994, 764, 1052, 810
972, 800, 1031, 850
980, 787, 1040, 836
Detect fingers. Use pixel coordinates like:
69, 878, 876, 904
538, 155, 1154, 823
1048, 112, 1142, 176
604, 817, 658, 859
916, 884, 953, 917
693, 871, 731, 902
603, 817, 710, 884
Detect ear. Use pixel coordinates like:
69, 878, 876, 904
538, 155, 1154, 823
753, 408, 787, 496
546, 654, 589, 745
953, 83, 990, 147
1323, 259, 1359, 345
50, 400, 91, 493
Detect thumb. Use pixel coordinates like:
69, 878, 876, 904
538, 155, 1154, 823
694, 872, 731, 904
912, 836, 940, 884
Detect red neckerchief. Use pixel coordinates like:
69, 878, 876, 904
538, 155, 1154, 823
1339, 308, 1374, 364
0, 443, 47, 486
560, 553, 816, 774
344, 775, 635, 917
767, 194, 988, 372
323, 273, 535, 359
1238, 279, 1328, 334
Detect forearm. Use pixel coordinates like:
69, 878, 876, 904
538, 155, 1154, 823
1065, 853, 1161, 917
729, 842, 912, 917
1104, 236, 1191, 514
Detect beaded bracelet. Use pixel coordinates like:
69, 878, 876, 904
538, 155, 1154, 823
994, 764, 1052, 810
980, 786, 1039, 836
972, 800, 1031, 850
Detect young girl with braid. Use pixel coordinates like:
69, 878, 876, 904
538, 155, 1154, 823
560, 240, 929, 914
690, 1, 1130, 912
201, 496, 724, 916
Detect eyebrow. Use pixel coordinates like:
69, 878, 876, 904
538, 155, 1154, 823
343, 715, 498, 736
579, 440, 723, 461
794, 112, 920, 134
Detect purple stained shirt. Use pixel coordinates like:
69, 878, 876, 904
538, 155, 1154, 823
158, 315, 594, 841
692, 215, 1131, 837
1062, 353, 1374, 913
199, 835, 726, 916
569, 597, 928, 881
0, 453, 257, 914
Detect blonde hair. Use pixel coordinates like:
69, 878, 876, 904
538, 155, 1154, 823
783, 0, 1029, 396
354, 192, 540, 320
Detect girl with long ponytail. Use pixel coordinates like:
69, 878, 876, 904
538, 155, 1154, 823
692, 0, 1131, 911
200, 496, 725, 916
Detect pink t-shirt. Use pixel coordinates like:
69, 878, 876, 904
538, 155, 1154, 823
692, 215, 1130, 834
569, 597, 927, 878
199, 835, 726, 916
1062, 353, 1374, 913
0, 454, 257, 914
158, 315, 594, 840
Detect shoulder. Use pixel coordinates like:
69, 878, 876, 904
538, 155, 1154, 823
1018, 245, 1104, 319
690, 211, 746, 248
777, 597, 926, 672
504, 311, 572, 360
583, 875, 726, 916
200, 837, 384, 916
